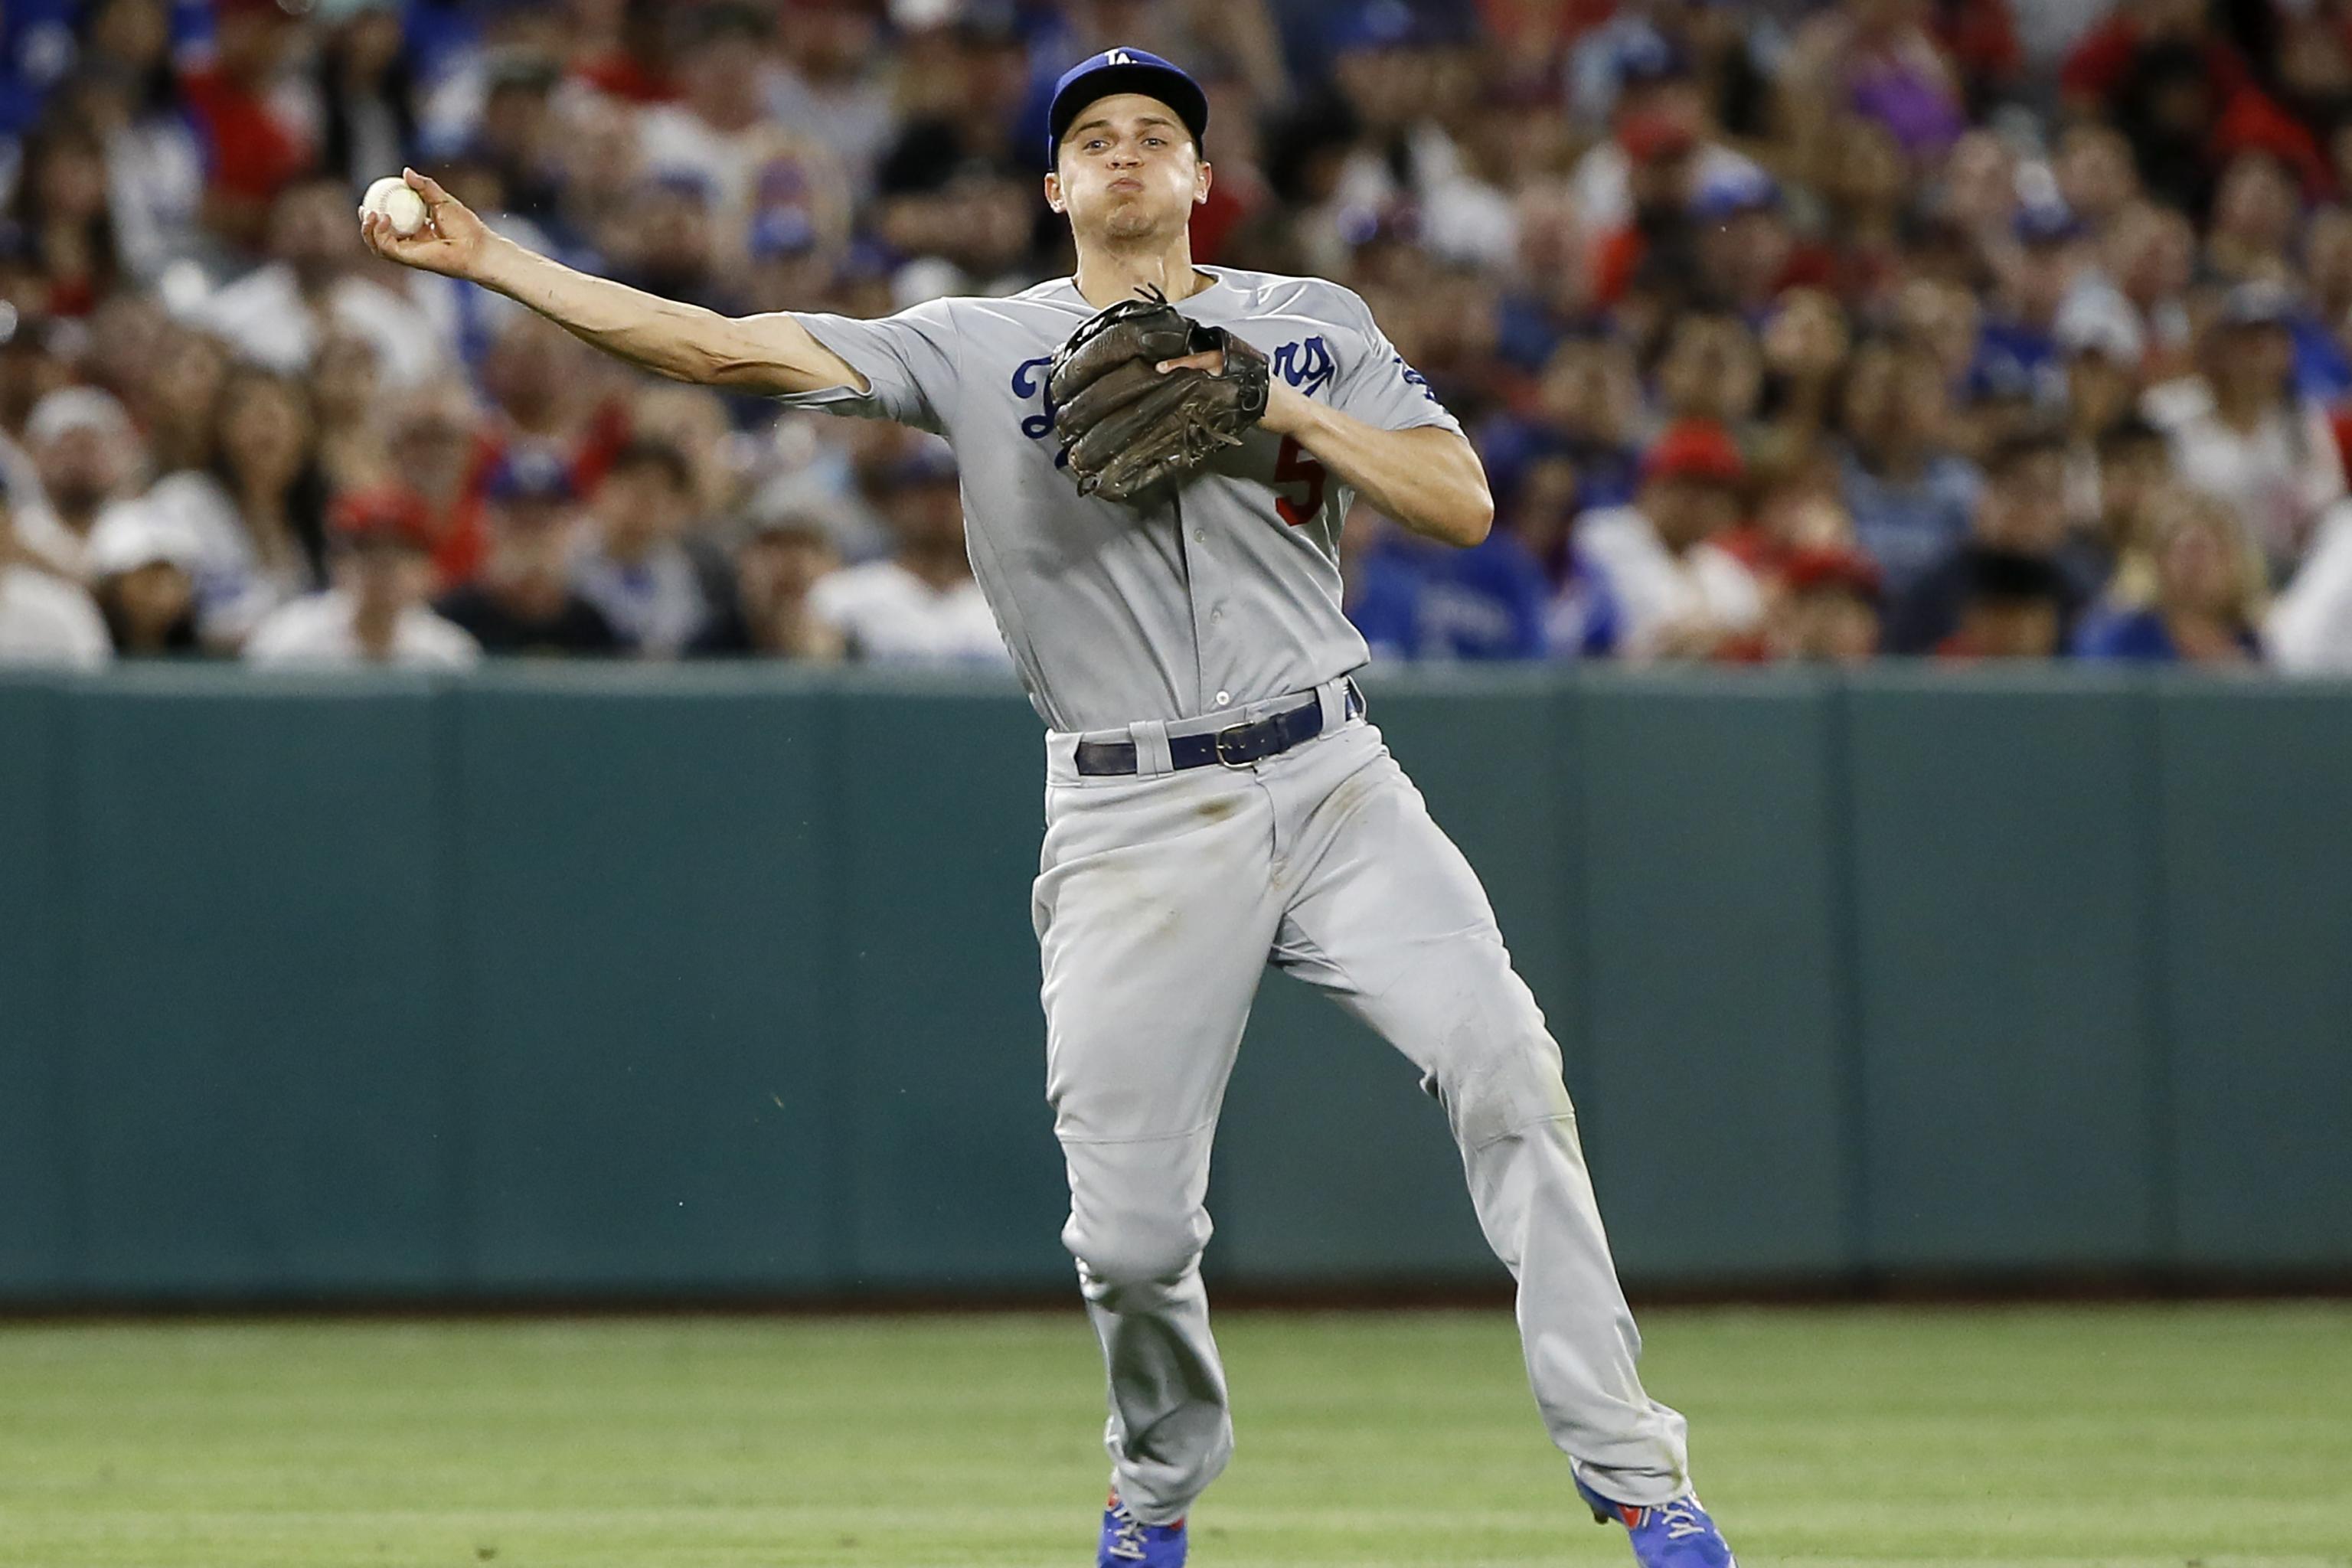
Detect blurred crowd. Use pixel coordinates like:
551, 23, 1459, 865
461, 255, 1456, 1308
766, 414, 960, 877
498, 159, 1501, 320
5, 0, 2352, 675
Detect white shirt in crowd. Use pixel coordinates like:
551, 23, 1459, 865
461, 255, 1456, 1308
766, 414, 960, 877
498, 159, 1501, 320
105, 115, 207, 282
808, 559, 1011, 665
243, 590, 480, 670
2267, 501, 2352, 674
9, 499, 93, 580
1573, 505, 1765, 662
0, 564, 111, 669
1330, 122, 1518, 270
140, 475, 308, 644
181, 267, 447, 388
2145, 379, 2347, 572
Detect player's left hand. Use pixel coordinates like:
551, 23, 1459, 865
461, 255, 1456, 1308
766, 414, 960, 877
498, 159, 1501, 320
1049, 294, 1271, 501
1154, 349, 1310, 437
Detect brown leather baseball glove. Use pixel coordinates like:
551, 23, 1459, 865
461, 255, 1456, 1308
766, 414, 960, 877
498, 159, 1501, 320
1047, 289, 1272, 502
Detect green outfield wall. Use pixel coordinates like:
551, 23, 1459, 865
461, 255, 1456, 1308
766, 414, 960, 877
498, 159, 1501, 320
2, 664, 2347, 1305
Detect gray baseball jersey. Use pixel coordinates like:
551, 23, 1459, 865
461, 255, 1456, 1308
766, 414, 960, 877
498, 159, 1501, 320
771, 266, 1461, 732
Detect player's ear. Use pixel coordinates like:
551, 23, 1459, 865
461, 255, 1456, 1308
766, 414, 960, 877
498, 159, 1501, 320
1044, 169, 1066, 214
1195, 159, 1211, 207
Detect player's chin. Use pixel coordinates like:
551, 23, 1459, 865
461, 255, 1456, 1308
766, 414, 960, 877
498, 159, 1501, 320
1095, 202, 1175, 242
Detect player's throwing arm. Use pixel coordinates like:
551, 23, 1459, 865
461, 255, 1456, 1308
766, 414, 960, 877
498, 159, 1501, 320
358, 168, 861, 398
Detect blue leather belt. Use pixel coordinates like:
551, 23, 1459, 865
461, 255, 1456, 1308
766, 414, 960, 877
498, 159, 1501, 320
1074, 680, 1365, 776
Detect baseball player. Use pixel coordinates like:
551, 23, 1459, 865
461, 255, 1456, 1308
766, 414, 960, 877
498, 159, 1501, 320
363, 47, 1737, 1568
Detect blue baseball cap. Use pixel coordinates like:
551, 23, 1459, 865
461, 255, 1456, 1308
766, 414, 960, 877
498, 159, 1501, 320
2013, 201, 2084, 247
1615, 30, 1692, 88
1046, 47, 1208, 165
487, 446, 576, 505
1690, 168, 1779, 224
748, 208, 818, 261
1331, 0, 1421, 54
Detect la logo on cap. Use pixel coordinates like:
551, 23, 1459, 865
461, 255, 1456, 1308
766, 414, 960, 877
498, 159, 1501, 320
1106, 49, 1133, 64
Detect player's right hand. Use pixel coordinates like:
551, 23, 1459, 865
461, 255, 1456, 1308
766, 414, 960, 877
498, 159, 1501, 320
358, 168, 491, 282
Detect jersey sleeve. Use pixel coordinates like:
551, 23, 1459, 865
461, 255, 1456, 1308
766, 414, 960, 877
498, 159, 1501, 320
1330, 290, 1463, 437
769, 299, 960, 433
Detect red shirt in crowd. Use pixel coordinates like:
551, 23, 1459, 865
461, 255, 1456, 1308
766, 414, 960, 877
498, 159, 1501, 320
178, 66, 308, 205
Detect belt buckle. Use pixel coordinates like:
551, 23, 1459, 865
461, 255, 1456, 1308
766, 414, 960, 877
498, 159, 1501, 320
1212, 720, 1256, 769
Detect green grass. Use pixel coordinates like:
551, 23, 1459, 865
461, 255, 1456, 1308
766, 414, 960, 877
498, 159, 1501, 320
0, 1304, 2346, 1566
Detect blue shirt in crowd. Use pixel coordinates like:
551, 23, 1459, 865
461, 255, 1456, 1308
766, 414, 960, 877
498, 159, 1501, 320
1841, 449, 1981, 601
1968, 318, 2064, 407
1349, 531, 1554, 662
2069, 607, 2259, 662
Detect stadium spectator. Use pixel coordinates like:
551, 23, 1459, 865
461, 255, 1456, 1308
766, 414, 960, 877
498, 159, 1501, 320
2147, 281, 2346, 579
1573, 418, 1762, 662
0, 315, 74, 504
1570, 32, 1762, 244
381, 378, 495, 589
461, 47, 569, 241
435, 448, 619, 656
629, 383, 746, 525
808, 436, 1005, 665
767, 2, 893, 197
2265, 497, 2352, 672
145, 366, 330, 649
1754, 289, 1853, 476
570, 0, 678, 107
1885, 426, 2094, 655
244, 486, 479, 669
9, 114, 125, 317
571, 436, 728, 658
2053, 122, 2143, 239
1838, 332, 1981, 601
132, 323, 231, 478
2056, 292, 2146, 521
476, 312, 623, 490
0, 488, 109, 668
1652, 308, 1762, 430
307, 2, 419, 200
1779, 0, 1968, 174
1689, 169, 1818, 322
1934, 547, 2073, 660
2079, 414, 2174, 592
1478, 328, 1642, 522
74, 0, 208, 284
2103, 199, 2199, 379
84, 498, 202, 657
1763, 544, 1883, 665
691, 512, 844, 661
2073, 489, 2265, 662
308, 330, 393, 495
639, 2, 848, 253
1971, 203, 2092, 415
12, 386, 144, 580
177, 0, 312, 249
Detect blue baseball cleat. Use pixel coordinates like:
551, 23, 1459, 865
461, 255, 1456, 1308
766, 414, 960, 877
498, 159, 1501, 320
1099, 1491, 1187, 1566
1574, 1475, 1738, 1567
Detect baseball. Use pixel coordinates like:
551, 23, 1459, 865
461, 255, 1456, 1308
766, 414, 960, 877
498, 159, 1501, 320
362, 176, 429, 239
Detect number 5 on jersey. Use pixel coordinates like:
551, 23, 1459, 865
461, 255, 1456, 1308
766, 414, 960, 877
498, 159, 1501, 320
1274, 435, 1327, 526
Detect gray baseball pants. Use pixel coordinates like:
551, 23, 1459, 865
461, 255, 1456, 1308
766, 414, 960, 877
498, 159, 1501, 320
1032, 677, 1690, 1524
